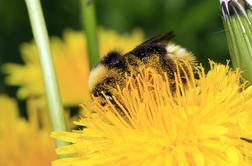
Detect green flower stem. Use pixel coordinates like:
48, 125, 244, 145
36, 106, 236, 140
81, 0, 99, 68
221, 0, 252, 82
24, 0, 67, 149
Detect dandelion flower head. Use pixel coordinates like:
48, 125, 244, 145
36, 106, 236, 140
53, 61, 252, 165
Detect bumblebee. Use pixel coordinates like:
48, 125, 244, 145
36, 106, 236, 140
88, 32, 195, 104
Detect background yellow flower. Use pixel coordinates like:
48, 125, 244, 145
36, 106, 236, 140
0, 96, 56, 166
3, 28, 144, 106
53, 62, 252, 165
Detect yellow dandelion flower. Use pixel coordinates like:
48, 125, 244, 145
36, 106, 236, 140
3, 28, 144, 106
0, 96, 56, 166
52, 61, 252, 165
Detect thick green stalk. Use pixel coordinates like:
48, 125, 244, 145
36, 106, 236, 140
220, 0, 252, 82
81, 0, 99, 68
24, 0, 67, 148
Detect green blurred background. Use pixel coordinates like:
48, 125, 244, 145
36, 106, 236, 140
0, 0, 228, 95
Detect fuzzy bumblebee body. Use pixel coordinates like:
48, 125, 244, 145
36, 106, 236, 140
88, 32, 195, 103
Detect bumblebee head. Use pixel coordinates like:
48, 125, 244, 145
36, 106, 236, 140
100, 51, 127, 69
88, 51, 126, 92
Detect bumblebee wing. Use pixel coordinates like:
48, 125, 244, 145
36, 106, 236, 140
125, 32, 174, 59
139, 31, 174, 45
126, 32, 174, 54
